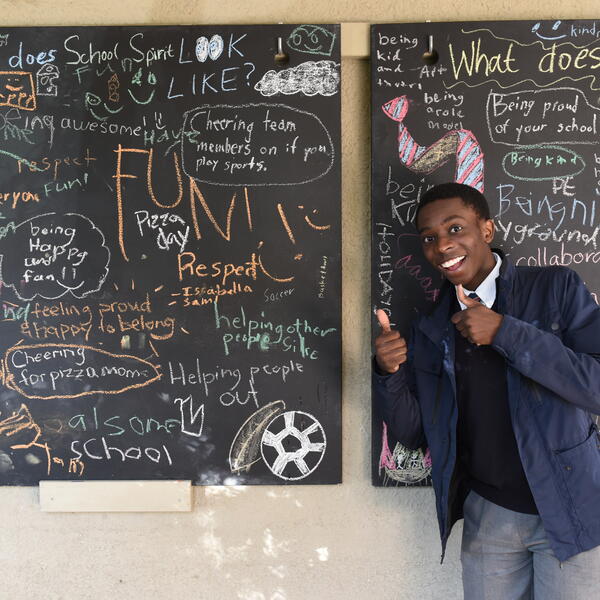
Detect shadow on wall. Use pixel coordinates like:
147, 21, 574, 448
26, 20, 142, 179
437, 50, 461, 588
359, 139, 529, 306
190, 486, 330, 600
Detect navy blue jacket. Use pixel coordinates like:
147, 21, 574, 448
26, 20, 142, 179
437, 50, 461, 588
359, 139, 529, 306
373, 256, 600, 562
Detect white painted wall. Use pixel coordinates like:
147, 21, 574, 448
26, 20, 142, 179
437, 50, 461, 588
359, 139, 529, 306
0, 2, 590, 598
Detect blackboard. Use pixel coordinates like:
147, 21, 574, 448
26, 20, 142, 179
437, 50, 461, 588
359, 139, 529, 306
371, 20, 600, 486
0, 24, 341, 485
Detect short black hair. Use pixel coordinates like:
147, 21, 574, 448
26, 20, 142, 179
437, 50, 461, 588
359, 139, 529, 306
415, 183, 491, 226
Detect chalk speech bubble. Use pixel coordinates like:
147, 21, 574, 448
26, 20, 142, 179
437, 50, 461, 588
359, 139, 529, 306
0, 212, 110, 301
180, 103, 334, 186
3, 343, 161, 400
502, 145, 585, 181
486, 87, 599, 146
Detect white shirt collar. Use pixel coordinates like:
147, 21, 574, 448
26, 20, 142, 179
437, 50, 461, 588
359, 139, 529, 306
456, 252, 502, 309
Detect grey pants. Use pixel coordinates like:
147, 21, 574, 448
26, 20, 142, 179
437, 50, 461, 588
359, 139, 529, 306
461, 490, 600, 600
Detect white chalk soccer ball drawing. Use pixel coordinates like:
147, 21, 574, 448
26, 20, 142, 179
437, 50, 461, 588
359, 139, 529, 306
261, 410, 326, 480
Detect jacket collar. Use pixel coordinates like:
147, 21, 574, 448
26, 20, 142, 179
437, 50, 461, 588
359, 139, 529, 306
417, 249, 514, 346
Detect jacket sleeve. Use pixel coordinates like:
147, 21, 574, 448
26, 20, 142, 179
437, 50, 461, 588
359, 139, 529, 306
492, 267, 600, 414
372, 328, 426, 450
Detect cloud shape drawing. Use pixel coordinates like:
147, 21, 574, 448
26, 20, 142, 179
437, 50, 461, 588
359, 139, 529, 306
254, 60, 339, 97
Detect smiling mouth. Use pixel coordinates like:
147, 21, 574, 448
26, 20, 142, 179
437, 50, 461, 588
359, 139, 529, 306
440, 256, 465, 272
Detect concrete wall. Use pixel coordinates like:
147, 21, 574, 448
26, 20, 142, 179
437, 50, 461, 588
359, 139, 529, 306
0, 2, 593, 599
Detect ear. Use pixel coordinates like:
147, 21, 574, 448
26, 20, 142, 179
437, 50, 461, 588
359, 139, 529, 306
482, 218, 495, 243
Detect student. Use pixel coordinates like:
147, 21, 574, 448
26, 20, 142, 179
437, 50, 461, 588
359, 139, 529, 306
373, 182, 600, 599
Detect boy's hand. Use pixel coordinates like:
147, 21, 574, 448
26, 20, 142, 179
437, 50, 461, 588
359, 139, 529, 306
374, 309, 407, 373
451, 285, 503, 346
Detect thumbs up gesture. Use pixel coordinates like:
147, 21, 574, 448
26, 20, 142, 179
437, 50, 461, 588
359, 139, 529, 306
451, 285, 503, 346
374, 309, 407, 373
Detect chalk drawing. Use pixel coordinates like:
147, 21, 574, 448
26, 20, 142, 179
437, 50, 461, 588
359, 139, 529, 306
287, 25, 336, 57
174, 394, 205, 437
229, 400, 285, 473
261, 410, 326, 480
379, 422, 431, 485
382, 95, 484, 191
36, 64, 59, 97
255, 61, 339, 97
531, 20, 567, 41
0, 71, 36, 111
107, 73, 120, 102
195, 35, 224, 62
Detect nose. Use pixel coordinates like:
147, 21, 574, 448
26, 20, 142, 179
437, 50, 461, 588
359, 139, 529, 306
436, 233, 454, 254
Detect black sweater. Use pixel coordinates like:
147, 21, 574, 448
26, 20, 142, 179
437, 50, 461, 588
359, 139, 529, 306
454, 297, 538, 515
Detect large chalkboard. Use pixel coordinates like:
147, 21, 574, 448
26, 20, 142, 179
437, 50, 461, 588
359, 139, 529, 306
371, 20, 600, 486
0, 24, 341, 485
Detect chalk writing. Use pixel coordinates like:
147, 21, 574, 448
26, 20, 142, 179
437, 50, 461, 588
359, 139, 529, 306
371, 20, 600, 487
0, 24, 341, 485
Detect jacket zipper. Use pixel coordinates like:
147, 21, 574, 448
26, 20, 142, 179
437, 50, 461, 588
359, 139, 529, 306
431, 365, 443, 425
437, 333, 456, 562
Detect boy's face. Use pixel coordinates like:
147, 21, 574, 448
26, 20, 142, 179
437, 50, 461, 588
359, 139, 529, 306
416, 196, 496, 290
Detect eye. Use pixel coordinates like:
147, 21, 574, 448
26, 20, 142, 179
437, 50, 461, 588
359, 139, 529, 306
449, 224, 463, 233
421, 234, 435, 244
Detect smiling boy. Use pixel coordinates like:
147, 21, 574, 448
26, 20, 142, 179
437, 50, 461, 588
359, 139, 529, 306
373, 182, 600, 599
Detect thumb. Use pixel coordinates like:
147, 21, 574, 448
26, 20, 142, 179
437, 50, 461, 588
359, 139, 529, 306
456, 284, 479, 308
376, 309, 392, 332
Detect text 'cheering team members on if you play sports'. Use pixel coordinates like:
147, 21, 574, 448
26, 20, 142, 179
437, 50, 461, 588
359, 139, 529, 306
373, 182, 600, 600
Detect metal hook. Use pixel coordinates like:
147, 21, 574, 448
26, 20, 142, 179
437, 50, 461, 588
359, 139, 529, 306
422, 34, 438, 65
274, 36, 289, 64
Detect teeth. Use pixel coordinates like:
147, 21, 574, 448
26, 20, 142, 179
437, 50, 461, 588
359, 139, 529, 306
441, 256, 465, 268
